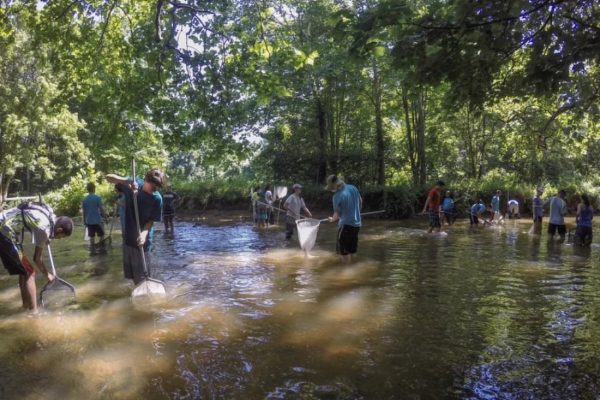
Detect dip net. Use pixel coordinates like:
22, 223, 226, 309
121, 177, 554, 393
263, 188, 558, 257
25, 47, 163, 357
296, 218, 321, 254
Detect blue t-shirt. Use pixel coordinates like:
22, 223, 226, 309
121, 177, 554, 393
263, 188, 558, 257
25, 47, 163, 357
442, 197, 454, 212
82, 193, 103, 225
470, 203, 486, 215
548, 196, 566, 225
332, 184, 361, 227
118, 178, 163, 251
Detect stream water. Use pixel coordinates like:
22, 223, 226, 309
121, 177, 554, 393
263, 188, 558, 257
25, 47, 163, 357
0, 215, 599, 399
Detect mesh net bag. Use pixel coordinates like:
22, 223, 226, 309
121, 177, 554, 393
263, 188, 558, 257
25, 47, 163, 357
296, 218, 321, 253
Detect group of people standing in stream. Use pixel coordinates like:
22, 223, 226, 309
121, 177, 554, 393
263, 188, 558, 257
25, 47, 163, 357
252, 175, 363, 264
421, 181, 594, 246
0, 167, 180, 313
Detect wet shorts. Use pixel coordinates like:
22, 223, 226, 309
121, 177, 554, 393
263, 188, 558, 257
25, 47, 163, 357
87, 224, 105, 238
548, 223, 566, 236
0, 233, 33, 276
337, 225, 360, 255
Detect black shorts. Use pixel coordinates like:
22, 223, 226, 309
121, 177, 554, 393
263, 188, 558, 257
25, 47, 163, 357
337, 225, 360, 255
548, 223, 566, 236
87, 224, 104, 237
0, 233, 28, 276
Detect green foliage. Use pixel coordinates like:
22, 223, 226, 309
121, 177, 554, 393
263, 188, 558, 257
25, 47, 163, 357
172, 177, 256, 211
0, 24, 88, 200
45, 177, 88, 217
1, 0, 599, 216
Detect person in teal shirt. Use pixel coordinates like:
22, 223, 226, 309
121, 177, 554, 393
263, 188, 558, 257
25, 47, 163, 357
107, 169, 164, 284
82, 182, 106, 251
326, 175, 362, 264
442, 190, 456, 225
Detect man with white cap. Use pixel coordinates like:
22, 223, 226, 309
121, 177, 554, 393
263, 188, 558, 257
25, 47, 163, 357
325, 175, 362, 263
283, 183, 312, 240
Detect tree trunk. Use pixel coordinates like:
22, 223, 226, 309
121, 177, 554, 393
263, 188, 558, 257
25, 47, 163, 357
415, 90, 426, 186
316, 98, 328, 184
402, 88, 418, 185
372, 61, 385, 186
0, 173, 11, 205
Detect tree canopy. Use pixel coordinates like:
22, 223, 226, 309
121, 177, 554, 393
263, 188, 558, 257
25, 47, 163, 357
1, 0, 598, 204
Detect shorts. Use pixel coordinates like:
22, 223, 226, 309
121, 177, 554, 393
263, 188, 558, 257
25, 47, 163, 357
470, 214, 479, 225
123, 245, 152, 285
163, 208, 175, 218
337, 225, 360, 256
429, 210, 441, 228
0, 233, 33, 276
87, 224, 105, 237
548, 223, 566, 236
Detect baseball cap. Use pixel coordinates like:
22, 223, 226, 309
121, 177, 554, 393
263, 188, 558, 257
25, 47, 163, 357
292, 183, 303, 190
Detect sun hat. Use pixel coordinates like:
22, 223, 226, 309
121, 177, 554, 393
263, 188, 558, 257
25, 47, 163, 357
325, 174, 343, 191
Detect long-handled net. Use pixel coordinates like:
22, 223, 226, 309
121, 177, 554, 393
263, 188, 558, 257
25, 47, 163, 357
274, 186, 288, 224
39, 244, 76, 309
296, 218, 325, 255
295, 210, 386, 255
130, 159, 167, 300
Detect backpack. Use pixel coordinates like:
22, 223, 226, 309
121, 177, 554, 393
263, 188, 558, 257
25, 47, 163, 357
16, 202, 55, 243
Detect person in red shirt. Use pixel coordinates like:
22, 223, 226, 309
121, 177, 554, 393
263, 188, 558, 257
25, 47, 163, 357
421, 180, 445, 233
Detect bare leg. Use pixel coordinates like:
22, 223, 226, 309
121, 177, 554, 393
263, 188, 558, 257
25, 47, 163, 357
340, 254, 355, 264
19, 274, 37, 311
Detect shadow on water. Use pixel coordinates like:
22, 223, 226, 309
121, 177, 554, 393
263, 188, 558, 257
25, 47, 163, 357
0, 218, 599, 399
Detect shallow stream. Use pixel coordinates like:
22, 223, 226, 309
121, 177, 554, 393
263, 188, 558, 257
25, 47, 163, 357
0, 216, 598, 399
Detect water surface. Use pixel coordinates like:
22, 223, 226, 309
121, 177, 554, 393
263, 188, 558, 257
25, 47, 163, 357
0, 216, 599, 399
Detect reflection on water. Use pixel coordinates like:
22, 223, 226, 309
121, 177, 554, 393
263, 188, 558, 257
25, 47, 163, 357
0, 218, 599, 399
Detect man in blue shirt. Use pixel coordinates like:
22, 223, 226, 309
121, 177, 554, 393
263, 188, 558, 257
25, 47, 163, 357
470, 200, 490, 226
547, 189, 567, 242
325, 175, 362, 264
82, 182, 106, 252
107, 169, 163, 284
